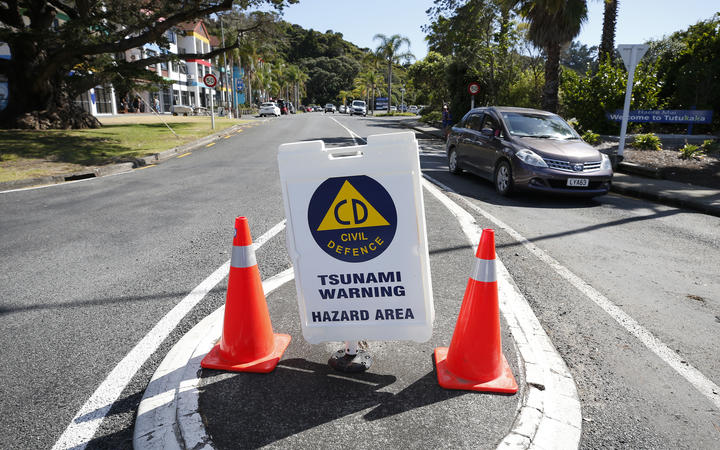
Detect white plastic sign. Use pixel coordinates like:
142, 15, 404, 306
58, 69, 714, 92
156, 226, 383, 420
278, 132, 434, 344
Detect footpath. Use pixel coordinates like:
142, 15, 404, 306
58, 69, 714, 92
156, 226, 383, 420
404, 119, 720, 218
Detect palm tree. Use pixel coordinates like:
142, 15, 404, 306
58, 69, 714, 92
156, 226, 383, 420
509, 0, 588, 112
374, 34, 414, 113
598, 0, 618, 62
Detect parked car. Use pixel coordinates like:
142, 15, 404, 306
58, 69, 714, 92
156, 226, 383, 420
171, 104, 193, 116
390, 105, 397, 112
409, 105, 418, 114
287, 102, 295, 114
314, 105, 322, 112
305, 105, 314, 112
339, 105, 346, 114
324, 103, 336, 113
259, 102, 281, 117
349, 100, 367, 116
446, 106, 613, 197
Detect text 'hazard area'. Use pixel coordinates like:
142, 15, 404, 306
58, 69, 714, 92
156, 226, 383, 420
311, 271, 413, 323
308, 176, 397, 263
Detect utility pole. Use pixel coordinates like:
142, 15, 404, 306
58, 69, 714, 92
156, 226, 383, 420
220, 15, 233, 118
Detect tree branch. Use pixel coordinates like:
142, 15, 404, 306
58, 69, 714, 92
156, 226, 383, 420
0, 0, 25, 29
46, 0, 79, 20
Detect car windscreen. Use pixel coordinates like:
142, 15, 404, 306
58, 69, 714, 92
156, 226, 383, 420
261, 103, 275, 107
352, 101, 365, 107
501, 112, 578, 140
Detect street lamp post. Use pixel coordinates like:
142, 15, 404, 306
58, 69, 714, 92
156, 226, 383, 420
400, 86, 405, 113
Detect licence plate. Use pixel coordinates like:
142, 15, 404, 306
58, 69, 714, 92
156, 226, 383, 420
567, 178, 589, 187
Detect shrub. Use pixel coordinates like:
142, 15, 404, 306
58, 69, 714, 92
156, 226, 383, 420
679, 143, 705, 159
421, 110, 441, 124
581, 130, 600, 145
701, 139, 720, 153
632, 133, 662, 150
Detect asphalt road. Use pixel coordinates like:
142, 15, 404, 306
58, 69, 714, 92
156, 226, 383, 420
1, 112, 719, 449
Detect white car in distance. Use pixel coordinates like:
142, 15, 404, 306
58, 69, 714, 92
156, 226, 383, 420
259, 102, 281, 117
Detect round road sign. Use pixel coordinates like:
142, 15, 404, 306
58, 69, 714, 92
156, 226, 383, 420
468, 82, 480, 95
203, 73, 217, 88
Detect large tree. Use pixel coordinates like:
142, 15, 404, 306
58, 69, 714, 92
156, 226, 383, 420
598, 0, 618, 62
0, 0, 293, 129
373, 34, 414, 113
508, 0, 588, 112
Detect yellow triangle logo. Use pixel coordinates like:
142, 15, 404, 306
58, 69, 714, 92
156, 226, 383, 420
317, 180, 390, 230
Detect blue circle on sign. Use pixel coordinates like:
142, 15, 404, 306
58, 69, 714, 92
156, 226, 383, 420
308, 175, 397, 263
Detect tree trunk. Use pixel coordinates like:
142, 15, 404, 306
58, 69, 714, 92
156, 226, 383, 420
387, 62, 392, 113
0, 39, 100, 129
542, 43, 561, 113
599, 0, 619, 62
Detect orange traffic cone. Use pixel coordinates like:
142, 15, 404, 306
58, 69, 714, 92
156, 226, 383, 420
434, 229, 518, 393
201, 217, 291, 373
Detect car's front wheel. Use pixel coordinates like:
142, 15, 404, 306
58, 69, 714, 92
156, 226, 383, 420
494, 160, 514, 196
448, 148, 461, 174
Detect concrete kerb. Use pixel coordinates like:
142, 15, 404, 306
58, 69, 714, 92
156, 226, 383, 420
0, 123, 247, 192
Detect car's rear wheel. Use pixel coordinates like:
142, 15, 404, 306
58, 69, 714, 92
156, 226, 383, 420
494, 160, 514, 196
448, 148, 461, 174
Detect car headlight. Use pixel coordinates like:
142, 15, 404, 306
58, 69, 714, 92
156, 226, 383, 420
516, 149, 548, 168
600, 153, 612, 170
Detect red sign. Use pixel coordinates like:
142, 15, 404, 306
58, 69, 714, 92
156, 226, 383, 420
468, 82, 480, 95
203, 73, 217, 88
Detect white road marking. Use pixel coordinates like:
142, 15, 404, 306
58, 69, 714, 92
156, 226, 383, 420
52, 220, 287, 450
328, 116, 366, 146
134, 267, 295, 449
422, 177, 582, 449
427, 174, 720, 411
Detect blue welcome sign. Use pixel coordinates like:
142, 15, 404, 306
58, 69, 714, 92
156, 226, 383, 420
606, 109, 713, 124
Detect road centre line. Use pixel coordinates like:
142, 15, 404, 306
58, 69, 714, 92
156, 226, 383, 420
177, 152, 191, 158
206, 142, 216, 147
329, 116, 366, 146
425, 175, 720, 411
52, 220, 287, 450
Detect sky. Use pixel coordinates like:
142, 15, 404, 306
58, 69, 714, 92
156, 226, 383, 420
268, 0, 719, 61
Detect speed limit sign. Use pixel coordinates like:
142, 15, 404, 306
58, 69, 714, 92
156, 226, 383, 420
468, 82, 480, 95
203, 73, 217, 88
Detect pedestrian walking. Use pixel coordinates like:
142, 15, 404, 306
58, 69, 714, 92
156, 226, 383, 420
153, 97, 160, 112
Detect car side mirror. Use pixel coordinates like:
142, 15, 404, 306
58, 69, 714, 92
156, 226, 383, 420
481, 127, 495, 137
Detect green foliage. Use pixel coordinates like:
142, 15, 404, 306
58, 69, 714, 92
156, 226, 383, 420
408, 52, 450, 111
632, 133, 662, 151
701, 139, 720, 152
561, 59, 665, 134
651, 13, 720, 130
679, 143, 705, 159
421, 110, 442, 124
581, 130, 600, 146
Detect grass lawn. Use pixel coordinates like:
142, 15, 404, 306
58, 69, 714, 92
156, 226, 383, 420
0, 115, 251, 183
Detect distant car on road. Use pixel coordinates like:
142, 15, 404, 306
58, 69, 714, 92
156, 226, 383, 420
446, 106, 613, 197
349, 100, 367, 116
259, 102, 281, 117
339, 105, 346, 114
409, 105, 418, 114
324, 103, 336, 113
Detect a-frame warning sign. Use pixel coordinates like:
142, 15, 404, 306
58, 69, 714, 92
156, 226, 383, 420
278, 132, 434, 344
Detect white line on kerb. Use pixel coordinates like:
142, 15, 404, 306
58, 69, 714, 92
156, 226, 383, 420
427, 174, 720, 411
52, 220, 287, 450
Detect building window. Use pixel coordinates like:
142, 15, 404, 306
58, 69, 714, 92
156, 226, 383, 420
74, 91, 92, 113
163, 87, 172, 111
166, 30, 176, 44
94, 85, 114, 114
181, 90, 189, 106
173, 89, 180, 105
